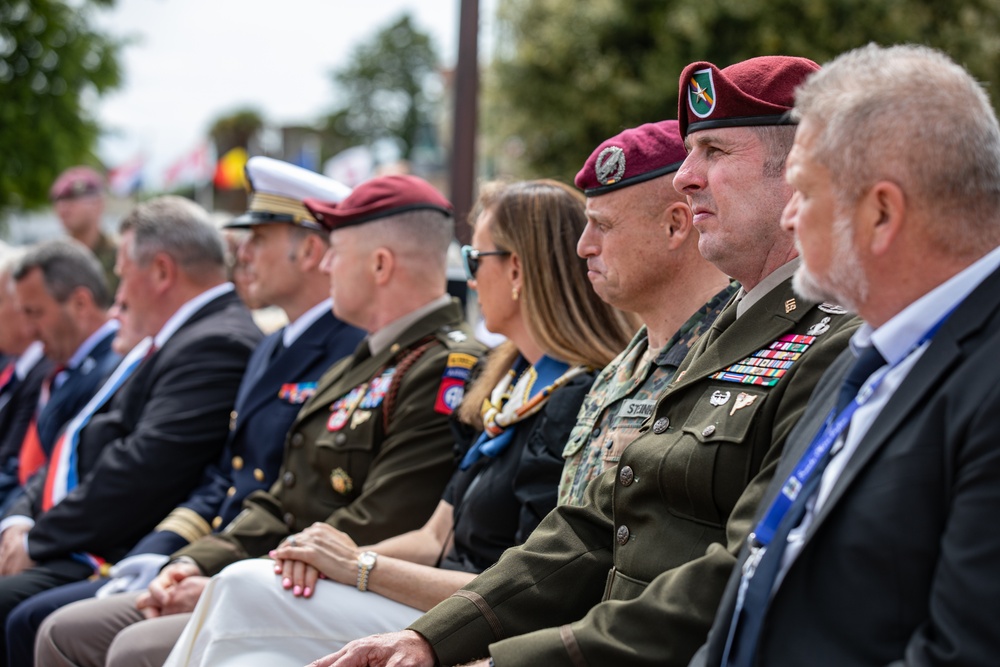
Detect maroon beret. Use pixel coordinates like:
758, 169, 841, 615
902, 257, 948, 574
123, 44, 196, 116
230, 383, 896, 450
50, 166, 105, 201
678, 56, 820, 137
575, 120, 687, 196
303, 174, 453, 231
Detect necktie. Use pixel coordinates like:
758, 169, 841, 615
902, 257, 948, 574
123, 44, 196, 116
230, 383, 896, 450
17, 365, 65, 485
723, 345, 886, 667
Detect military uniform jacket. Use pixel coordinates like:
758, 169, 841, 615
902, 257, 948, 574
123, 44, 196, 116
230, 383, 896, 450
129, 310, 365, 557
558, 284, 736, 506
177, 299, 487, 576
410, 278, 860, 667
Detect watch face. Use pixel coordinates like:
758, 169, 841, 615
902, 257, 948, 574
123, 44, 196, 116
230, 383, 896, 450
360, 552, 377, 567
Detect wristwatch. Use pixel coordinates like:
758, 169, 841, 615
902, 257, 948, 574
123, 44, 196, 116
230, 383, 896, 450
356, 550, 378, 591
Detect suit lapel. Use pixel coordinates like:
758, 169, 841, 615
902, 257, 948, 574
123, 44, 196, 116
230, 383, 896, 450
805, 264, 1000, 538
235, 333, 328, 429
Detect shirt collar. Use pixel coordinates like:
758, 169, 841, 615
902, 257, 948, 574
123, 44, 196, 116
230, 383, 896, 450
368, 294, 451, 357
154, 283, 235, 350
14, 341, 45, 380
66, 319, 120, 370
853, 244, 1000, 363
736, 258, 801, 319
283, 299, 332, 348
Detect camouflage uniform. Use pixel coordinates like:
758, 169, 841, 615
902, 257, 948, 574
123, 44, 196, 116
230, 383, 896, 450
558, 283, 736, 506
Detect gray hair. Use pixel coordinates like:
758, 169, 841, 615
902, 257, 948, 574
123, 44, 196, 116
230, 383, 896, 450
119, 196, 226, 281
363, 209, 454, 269
754, 125, 797, 179
13, 239, 111, 308
794, 43, 1000, 255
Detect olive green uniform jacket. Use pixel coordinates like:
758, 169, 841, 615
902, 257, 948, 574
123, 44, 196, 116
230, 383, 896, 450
175, 300, 486, 576
410, 279, 860, 667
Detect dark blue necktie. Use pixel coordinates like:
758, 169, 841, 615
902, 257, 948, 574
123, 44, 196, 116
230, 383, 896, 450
723, 345, 886, 667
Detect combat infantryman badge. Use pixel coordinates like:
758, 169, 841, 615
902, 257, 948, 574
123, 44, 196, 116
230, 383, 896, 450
688, 68, 717, 118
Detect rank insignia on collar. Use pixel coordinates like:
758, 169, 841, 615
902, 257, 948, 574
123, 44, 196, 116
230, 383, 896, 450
330, 468, 353, 495
818, 302, 848, 315
710, 390, 731, 407
785, 298, 797, 313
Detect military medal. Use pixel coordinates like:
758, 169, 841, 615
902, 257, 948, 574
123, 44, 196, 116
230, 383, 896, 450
326, 384, 368, 432
330, 468, 353, 495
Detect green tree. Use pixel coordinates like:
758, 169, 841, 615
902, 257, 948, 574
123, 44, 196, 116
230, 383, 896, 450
485, 0, 1000, 181
0, 0, 122, 214
326, 13, 441, 159
209, 108, 264, 156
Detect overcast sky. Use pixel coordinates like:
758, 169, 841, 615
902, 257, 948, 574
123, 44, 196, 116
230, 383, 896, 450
92, 0, 489, 189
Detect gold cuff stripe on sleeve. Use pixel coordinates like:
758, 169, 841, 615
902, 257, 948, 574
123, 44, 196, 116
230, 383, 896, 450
155, 508, 213, 544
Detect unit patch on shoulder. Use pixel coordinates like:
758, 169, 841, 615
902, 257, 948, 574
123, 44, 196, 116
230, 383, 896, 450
433, 353, 476, 416
709, 333, 817, 387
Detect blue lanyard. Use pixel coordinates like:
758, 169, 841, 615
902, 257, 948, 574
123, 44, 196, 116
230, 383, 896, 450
747, 308, 955, 550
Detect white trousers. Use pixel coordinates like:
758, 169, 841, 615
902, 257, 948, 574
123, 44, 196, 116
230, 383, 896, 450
162, 558, 424, 667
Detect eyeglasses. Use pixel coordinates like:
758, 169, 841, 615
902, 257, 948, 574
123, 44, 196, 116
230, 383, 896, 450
461, 245, 511, 280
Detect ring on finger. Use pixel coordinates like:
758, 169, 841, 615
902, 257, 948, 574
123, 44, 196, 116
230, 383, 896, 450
288, 535, 298, 547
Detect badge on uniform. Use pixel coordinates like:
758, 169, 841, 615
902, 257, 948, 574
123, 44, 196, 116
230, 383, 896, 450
330, 467, 353, 495
279, 382, 317, 404
360, 369, 396, 409
806, 317, 831, 337
434, 353, 477, 416
327, 384, 367, 432
709, 333, 818, 387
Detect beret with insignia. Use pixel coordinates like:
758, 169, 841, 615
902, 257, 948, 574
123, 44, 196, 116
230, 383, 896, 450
304, 175, 452, 232
678, 56, 820, 137
575, 120, 687, 197
50, 166, 104, 202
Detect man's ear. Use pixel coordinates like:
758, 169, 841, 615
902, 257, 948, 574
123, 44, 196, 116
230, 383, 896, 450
664, 201, 694, 250
861, 181, 906, 257
371, 247, 395, 286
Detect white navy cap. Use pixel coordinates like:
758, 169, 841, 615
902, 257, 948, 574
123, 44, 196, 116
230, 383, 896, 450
226, 157, 351, 231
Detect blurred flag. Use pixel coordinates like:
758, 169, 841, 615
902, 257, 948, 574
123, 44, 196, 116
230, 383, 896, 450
214, 147, 249, 190
108, 155, 145, 197
163, 142, 214, 190
324, 145, 374, 188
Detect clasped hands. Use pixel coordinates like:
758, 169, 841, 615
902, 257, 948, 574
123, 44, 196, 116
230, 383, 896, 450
270, 522, 361, 599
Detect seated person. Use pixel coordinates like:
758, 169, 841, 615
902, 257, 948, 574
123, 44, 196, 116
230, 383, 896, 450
157, 179, 636, 667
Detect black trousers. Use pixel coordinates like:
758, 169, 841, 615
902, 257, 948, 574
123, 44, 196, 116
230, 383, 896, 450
0, 559, 93, 667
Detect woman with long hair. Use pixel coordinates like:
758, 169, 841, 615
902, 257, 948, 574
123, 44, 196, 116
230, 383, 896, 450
160, 180, 637, 667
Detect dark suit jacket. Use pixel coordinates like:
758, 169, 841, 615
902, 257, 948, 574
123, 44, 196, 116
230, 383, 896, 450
134, 310, 365, 555
37, 329, 120, 456
694, 264, 1000, 667
0, 355, 52, 464
12, 289, 262, 564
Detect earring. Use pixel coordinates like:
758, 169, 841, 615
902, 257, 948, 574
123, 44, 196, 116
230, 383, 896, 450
511, 286, 520, 301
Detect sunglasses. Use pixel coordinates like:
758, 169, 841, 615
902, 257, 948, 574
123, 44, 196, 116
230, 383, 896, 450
461, 245, 511, 280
